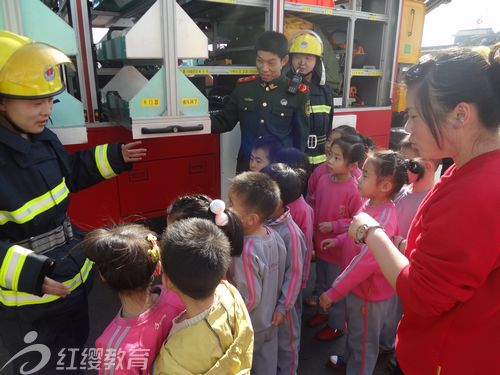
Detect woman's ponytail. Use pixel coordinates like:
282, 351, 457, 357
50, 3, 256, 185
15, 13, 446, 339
488, 43, 500, 104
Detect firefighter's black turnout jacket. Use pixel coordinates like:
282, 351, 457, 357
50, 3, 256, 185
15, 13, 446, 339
0, 124, 130, 309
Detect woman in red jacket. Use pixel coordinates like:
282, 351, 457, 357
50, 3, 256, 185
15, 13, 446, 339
348, 45, 500, 374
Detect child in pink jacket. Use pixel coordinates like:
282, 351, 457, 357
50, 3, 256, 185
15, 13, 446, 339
307, 125, 358, 208
81, 224, 184, 375
320, 150, 407, 375
272, 147, 315, 292
307, 135, 365, 341
288, 193, 314, 291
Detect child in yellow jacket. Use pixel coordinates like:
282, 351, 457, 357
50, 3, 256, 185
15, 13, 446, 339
154, 218, 254, 374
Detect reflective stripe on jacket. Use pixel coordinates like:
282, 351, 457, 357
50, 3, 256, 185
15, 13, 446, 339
306, 81, 334, 164
0, 258, 93, 307
0, 125, 129, 297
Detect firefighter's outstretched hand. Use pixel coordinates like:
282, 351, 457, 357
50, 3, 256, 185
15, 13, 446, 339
122, 141, 147, 163
42, 277, 70, 297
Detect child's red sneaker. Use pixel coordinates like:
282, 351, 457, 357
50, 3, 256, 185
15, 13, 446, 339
315, 326, 344, 341
307, 313, 328, 327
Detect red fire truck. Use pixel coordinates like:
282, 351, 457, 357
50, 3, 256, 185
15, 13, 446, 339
0, 0, 447, 228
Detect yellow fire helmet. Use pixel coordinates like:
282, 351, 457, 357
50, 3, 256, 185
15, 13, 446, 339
0, 30, 74, 99
289, 30, 323, 57
472, 45, 491, 60
289, 30, 326, 85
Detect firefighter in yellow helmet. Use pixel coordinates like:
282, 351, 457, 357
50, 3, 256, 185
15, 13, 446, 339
0, 30, 146, 372
289, 30, 345, 342
288, 30, 334, 170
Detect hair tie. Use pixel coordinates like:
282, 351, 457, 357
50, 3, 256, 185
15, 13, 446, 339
146, 234, 160, 263
404, 159, 424, 175
209, 199, 229, 226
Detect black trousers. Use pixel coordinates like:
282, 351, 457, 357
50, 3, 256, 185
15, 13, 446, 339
0, 301, 89, 374
0, 235, 92, 374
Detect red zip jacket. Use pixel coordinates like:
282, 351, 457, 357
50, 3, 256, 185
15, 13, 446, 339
396, 150, 500, 375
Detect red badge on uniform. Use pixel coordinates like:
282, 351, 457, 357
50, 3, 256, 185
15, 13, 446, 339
297, 83, 309, 94
237, 75, 257, 84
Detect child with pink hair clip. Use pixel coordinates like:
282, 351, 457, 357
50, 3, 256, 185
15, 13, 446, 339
81, 224, 184, 375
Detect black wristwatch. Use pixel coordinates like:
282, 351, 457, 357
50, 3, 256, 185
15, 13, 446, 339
355, 224, 383, 244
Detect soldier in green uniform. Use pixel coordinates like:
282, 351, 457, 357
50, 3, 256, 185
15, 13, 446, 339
211, 31, 311, 173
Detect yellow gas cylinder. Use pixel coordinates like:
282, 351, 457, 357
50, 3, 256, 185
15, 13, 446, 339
393, 83, 407, 113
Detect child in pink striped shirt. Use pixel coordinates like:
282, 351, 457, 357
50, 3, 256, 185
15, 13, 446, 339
307, 126, 374, 209
272, 147, 315, 292
307, 125, 360, 208
262, 163, 307, 375
319, 150, 408, 375
307, 135, 366, 342
81, 224, 184, 375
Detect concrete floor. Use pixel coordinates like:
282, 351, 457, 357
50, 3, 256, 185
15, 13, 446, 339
298, 291, 394, 375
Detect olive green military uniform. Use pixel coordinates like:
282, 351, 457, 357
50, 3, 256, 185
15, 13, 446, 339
211, 75, 310, 172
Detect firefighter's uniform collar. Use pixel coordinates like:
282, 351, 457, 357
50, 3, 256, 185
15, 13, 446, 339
0, 118, 31, 153
0, 119, 56, 153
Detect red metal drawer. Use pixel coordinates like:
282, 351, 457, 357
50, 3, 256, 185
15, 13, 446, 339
117, 155, 220, 218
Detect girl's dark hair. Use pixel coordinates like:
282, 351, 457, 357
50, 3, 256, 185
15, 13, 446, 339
255, 31, 289, 59
261, 163, 302, 205
167, 194, 211, 220
81, 224, 158, 291
404, 158, 425, 181
160, 218, 230, 300
273, 147, 309, 170
328, 125, 358, 138
272, 147, 310, 190
229, 171, 280, 221
252, 135, 282, 162
331, 135, 367, 166
358, 132, 375, 151
328, 126, 375, 152
366, 150, 409, 197
405, 46, 500, 147
167, 194, 244, 257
